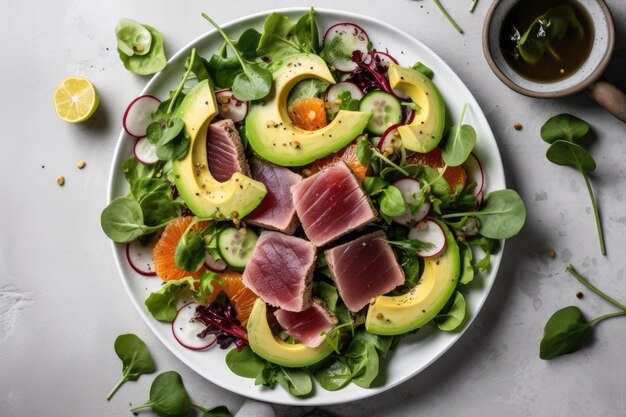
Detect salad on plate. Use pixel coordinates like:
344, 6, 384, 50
102, 8, 526, 398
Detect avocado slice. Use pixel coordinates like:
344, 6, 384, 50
247, 298, 334, 367
246, 53, 371, 167
365, 220, 460, 335
172, 80, 267, 219
388, 64, 446, 153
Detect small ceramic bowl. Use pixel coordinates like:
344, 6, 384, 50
483, 0, 626, 122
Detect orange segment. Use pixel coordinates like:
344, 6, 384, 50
287, 98, 328, 131
206, 272, 257, 326
310, 142, 368, 182
153, 216, 209, 281
406, 148, 467, 193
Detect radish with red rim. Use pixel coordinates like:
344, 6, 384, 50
325, 81, 364, 113
215, 89, 248, 123
464, 152, 485, 196
408, 219, 446, 258
172, 302, 217, 351
322, 23, 370, 72
392, 178, 431, 226
126, 240, 157, 276
205, 252, 227, 272
377, 123, 403, 153
123, 95, 161, 138
134, 137, 159, 165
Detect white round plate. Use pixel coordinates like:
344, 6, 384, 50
108, 8, 505, 406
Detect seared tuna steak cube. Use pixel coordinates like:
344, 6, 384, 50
291, 162, 377, 247
246, 160, 302, 235
207, 119, 250, 182
242, 231, 316, 312
274, 299, 337, 348
325, 231, 405, 312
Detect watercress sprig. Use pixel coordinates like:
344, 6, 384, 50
540, 265, 626, 360
107, 334, 156, 400
202, 13, 273, 101
540, 113, 606, 255
433, 0, 463, 34
442, 103, 476, 167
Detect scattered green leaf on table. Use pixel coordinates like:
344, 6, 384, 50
130, 371, 191, 417
540, 113, 589, 144
540, 306, 590, 360
118, 25, 166, 76
546, 140, 595, 172
107, 334, 156, 400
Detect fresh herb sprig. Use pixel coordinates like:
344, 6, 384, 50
433, 0, 463, 34
540, 265, 626, 360
540, 113, 606, 255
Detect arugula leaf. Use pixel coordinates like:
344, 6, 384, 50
144, 277, 196, 322
130, 371, 191, 417
107, 334, 156, 400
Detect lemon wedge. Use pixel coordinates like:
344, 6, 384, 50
53, 77, 99, 123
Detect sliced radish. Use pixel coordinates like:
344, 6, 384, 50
392, 178, 431, 226
134, 137, 159, 165
404, 107, 416, 124
463, 152, 485, 196
408, 220, 447, 258
323, 23, 370, 72
172, 302, 217, 351
371, 51, 398, 68
123, 95, 161, 138
215, 89, 248, 123
325, 82, 364, 113
205, 252, 227, 272
126, 240, 156, 276
377, 123, 403, 153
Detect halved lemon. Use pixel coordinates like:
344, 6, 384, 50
53, 76, 99, 123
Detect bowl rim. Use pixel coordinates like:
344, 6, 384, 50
482, 0, 616, 98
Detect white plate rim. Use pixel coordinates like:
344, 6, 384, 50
107, 7, 506, 406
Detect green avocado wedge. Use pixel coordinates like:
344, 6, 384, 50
172, 80, 267, 219
365, 220, 461, 335
247, 299, 334, 367
245, 53, 371, 167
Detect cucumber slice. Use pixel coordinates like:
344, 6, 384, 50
359, 91, 402, 135
217, 227, 259, 270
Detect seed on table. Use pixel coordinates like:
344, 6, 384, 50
57, 176, 65, 186
76, 160, 86, 169
514, 122, 523, 131
576, 291, 584, 299
547, 249, 556, 258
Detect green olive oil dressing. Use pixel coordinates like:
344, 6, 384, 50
500, 0, 594, 83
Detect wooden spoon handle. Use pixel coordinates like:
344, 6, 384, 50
588, 78, 626, 123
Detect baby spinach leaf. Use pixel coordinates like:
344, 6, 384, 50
546, 140, 595, 173
362, 176, 387, 196
540, 113, 589, 144
356, 138, 373, 168
139, 192, 179, 227
235, 28, 262, 60
257, 9, 318, 64
275, 367, 313, 397
185, 53, 211, 82
540, 306, 590, 360
411, 61, 434, 79
118, 25, 166, 76
198, 406, 232, 417
380, 185, 406, 218
347, 339, 379, 388
434, 291, 466, 331
101, 197, 150, 243
293, 7, 319, 53
144, 277, 196, 322
398, 251, 421, 288
386, 239, 435, 254
442, 103, 476, 167
107, 334, 156, 400
353, 332, 398, 358
225, 346, 267, 378
206, 42, 242, 89
122, 157, 167, 184
314, 357, 352, 391
540, 114, 605, 255
130, 371, 191, 417
130, 178, 171, 204
174, 230, 206, 273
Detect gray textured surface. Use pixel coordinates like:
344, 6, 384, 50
1, 1, 625, 416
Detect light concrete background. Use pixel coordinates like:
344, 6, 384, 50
1, 1, 625, 416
